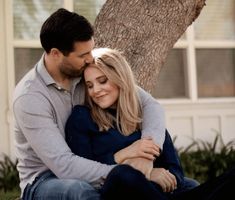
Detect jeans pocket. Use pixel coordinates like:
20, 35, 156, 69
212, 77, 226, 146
22, 170, 53, 200
22, 183, 33, 200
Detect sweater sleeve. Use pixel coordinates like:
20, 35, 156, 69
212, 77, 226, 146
13, 94, 115, 185
137, 86, 165, 149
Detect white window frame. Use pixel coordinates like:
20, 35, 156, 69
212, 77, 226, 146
159, 23, 235, 105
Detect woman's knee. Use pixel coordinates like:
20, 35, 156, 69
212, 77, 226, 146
106, 164, 145, 185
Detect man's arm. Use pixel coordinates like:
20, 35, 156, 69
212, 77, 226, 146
114, 138, 160, 164
137, 86, 165, 149
123, 86, 165, 177
13, 94, 115, 184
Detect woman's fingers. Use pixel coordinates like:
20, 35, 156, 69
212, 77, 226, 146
150, 168, 177, 193
120, 138, 160, 160
168, 170, 177, 190
140, 139, 161, 156
163, 170, 177, 192
139, 152, 155, 160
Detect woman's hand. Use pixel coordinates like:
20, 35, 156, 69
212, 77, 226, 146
150, 168, 177, 193
114, 138, 160, 164
122, 157, 153, 179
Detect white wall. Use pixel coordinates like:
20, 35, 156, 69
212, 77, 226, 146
163, 102, 235, 150
0, 0, 10, 157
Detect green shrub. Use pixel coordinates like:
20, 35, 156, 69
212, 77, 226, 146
177, 133, 235, 183
0, 154, 20, 193
0, 187, 20, 200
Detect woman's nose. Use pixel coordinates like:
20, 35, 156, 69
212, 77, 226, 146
93, 84, 101, 94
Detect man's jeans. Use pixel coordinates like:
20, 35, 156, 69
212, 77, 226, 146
22, 170, 100, 200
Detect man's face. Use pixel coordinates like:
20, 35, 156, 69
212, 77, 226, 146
59, 38, 95, 78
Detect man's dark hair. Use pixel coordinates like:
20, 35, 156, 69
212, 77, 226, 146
40, 8, 94, 56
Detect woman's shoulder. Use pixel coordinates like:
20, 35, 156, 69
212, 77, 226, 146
66, 105, 99, 131
68, 105, 93, 122
73, 105, 90, 113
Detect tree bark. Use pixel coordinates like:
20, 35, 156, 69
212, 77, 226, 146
94, 0, 206, 93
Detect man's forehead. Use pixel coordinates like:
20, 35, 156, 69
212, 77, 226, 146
73, 39, 95, 54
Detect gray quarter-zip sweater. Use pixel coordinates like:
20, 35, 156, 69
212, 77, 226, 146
13, 54, 165, 196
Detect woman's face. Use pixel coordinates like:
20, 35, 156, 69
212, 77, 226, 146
84, 65, 119, 109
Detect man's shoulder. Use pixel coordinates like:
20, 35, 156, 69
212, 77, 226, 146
13, 67, 46, 102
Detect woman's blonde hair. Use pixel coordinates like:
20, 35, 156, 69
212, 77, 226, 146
85, 48, 142, 136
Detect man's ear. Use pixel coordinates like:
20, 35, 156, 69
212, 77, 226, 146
50, 48, 62, 58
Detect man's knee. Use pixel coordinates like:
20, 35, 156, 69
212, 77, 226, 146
63, 179, 100, 199
34, 178, 100, 200
183, 177, 200, 189
174, 177, 200, 194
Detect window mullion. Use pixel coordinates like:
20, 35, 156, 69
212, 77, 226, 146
63, 0, 74, 11
5, 0, 16, 158
186, 25, 198, 102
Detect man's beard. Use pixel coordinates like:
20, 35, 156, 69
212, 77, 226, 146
59, 62, 89, 78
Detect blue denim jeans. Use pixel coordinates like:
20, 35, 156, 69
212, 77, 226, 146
182, 177, 200, 191
22, 170, 100, 200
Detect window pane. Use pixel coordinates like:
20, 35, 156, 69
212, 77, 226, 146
13, 0, 63, 40
14, 48, 44, 83
196, 49, 235, 97
74, 0, 106, 24
194, 0, 235, 40
153, 49, 188, 98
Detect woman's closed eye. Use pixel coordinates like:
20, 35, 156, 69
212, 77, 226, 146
86, 83, 93, 89
98, 76, 108, 84
85, 77, 108, 89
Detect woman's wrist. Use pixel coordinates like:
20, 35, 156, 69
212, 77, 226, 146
114, 148, 127, 164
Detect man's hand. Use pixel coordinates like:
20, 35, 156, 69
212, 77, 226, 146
114, 138, 160, 164
122, 157, 153, 179
150, 168, 177, 193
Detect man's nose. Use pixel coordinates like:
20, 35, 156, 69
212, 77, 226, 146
84, 52, 94, 64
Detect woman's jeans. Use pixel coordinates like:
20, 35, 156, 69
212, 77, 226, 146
22, 170, 100, 200
100, 165, 199, 200
100, 165, 235, 200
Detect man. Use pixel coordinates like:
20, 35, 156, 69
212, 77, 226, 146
13, 8, 168, 199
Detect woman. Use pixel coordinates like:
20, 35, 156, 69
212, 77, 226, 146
65, 48, 234, 200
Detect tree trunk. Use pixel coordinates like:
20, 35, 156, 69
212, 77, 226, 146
94, 0, 206, 93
